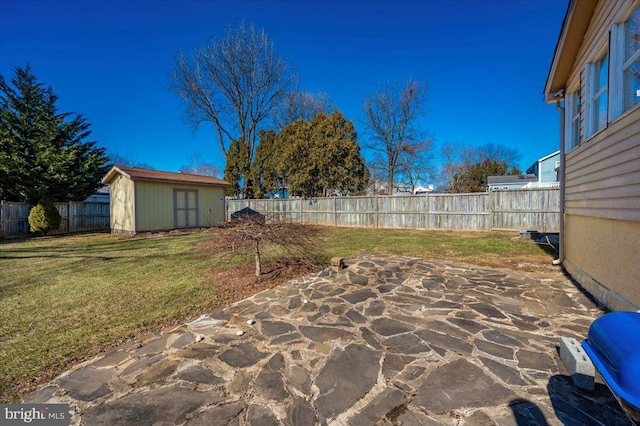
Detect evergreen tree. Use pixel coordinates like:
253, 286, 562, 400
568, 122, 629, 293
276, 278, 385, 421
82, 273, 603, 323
276, 111, 367, 198
224, 139, 251, 198
0, 65, 109, 202
252, 129, 282, 197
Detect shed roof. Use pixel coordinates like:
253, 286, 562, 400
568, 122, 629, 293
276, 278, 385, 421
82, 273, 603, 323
102, 165, 230, 186
543, 0, 598, 103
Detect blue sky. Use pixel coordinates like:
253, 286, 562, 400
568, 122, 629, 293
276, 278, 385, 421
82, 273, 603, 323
0, 0, 567, 177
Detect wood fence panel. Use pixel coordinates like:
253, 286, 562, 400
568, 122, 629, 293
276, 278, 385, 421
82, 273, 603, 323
0, 202, 31, 238
305, 198, 334, 225
428, 194, 489, 230
69, 202, 110, 232
51, 203, 70, 234
226, 189, 560, 232
0, 201, 110, 239
377, 195, 429, 229
335, 196, 377, 227
491, 189, 560, 232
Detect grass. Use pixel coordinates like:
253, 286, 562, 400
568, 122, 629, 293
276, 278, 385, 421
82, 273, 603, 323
0, 227, 555, 402
318, 227, 556, 269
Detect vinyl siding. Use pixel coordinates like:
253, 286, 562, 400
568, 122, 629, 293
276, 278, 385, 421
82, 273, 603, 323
540, 154, 559, 183
564, 0, 640, 222
560, 0, 640, 309
565, 106, 640, 221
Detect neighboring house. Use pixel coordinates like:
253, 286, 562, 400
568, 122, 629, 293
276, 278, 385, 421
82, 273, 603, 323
544, 0, 640, 310
84, 186, 110, 203
366, 180, 413, 196
413, 184, 434, 195
525, 150, 560, 187
102, 165, 230, 234
487, 174, 538, 191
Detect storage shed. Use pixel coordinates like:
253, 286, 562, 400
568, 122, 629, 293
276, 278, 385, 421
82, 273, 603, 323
102, 165, 230, 234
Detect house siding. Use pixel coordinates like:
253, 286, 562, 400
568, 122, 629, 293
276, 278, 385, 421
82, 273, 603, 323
109, 174, 135, 233
135, 181, 225, 232
559, 0, 640, 309
565, 100, 640, 221
539, 154, 559, 183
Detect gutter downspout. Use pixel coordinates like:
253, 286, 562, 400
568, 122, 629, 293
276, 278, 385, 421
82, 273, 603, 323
553, 98, 565, 265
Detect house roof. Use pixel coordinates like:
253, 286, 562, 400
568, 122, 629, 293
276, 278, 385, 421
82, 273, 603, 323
543, 0, 598, 103
102, 165, 230, 186
526, 150, 561, 174
487, 174, 538, 185
537, 150, 560, 162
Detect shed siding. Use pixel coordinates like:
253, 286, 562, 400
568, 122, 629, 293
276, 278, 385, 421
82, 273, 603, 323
109, 175, 135, 233
135, 181, 225, 232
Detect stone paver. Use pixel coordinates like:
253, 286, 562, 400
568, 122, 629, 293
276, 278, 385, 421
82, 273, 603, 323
27, 254, 633, 425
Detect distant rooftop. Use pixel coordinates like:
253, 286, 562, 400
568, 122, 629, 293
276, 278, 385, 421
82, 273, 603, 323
487, 174, 538, 185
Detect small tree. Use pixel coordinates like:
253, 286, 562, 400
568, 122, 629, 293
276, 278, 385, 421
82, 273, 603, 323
28, 200, 61, 236
208, 214, 319, 278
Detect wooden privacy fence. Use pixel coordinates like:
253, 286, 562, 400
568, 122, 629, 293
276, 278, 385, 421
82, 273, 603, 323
226, 188, 560, 232
0, 201, 110, 239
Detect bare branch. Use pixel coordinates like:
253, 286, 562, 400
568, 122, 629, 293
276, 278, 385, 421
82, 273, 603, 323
170, 21, 295, 194
362, 78, 428, 194
205, 214, 321, 278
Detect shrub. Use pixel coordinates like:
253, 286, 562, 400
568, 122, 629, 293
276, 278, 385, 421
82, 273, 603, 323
28, 201, 61, 236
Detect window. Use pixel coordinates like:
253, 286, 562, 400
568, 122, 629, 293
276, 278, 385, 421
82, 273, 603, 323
565, 89, 581, 150
590, 52, 609, 134
623, 7, 640, 112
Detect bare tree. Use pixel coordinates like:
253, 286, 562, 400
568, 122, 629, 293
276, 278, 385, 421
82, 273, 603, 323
180, 152, 221, 177
273, 91, 332, 129
108, 151, 152, 169
397, 139, 434, 193
438, 142, 476, 193
170, 21, 294, 195
363, 78, 427, 195
438, 141, 522, 193
207, 214, 320, 278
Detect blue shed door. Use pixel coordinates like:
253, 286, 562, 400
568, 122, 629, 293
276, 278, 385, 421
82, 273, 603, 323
173, 189, 199, 228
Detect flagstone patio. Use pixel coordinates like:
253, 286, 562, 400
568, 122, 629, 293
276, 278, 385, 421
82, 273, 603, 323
25, 254, 633, 425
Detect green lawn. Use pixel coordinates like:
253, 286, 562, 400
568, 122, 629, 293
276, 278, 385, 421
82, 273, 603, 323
0, 227, 553, 402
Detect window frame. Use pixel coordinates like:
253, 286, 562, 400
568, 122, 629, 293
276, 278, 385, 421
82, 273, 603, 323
565, 85, 582, 151
622, 5, 640, 113
586, 47, 609, 137
607, 3, 640, 121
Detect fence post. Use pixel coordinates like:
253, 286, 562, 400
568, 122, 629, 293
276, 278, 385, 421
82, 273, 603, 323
1, 200, 5, 239
425, 194, 429, 230
69, 202, 75, 233
487, 189, 495, 231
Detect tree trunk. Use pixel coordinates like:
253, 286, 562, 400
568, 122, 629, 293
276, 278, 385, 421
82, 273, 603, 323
254, 239, 261, 277
388, 161, 394, 196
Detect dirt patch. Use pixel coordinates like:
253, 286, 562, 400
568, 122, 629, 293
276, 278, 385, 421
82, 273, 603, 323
200, 260, 324, 307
